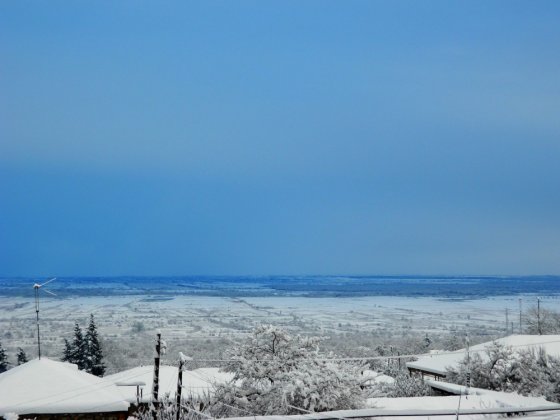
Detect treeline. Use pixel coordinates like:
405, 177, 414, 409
0, 343, 28, 372
62, 314, 106, 376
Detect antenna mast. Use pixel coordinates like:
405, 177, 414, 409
33, 277, 56, 359
34, 284, 41, 359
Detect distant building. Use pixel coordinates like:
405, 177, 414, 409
0, 358, 129, 419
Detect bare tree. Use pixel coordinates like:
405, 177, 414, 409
524, 306, 560, 335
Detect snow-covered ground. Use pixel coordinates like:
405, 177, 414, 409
3, 294, 557, 360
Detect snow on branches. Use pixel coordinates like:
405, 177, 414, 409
208, 325, 366, 416
446, 341, 560, 402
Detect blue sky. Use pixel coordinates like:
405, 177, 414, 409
1, 1, 559, 276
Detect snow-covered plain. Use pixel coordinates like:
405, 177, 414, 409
1, 294, 558, 370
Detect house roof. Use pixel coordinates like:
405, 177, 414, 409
105, 365, 234, 403
222, 392, 559, 420
406, 334, 560, 376
0, 358, 129, 416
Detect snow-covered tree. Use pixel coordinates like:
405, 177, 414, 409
208, 325, 366, 416
423, 334, 432, 349
447, 341, 517, 391
525, 306, 560, 335
446, 342, 560, 402
387, 372, 430, 397
134, 396, 179, 420
85, 314, 106, 376
71, 322, 87, 370
0, 341, 8, 373
61, 316, 106, 376
130, 395, 208, 420
441, 333, 463, 351
61, 338, 73, 363
16, 348, 28, 365
510, 347, 550, 396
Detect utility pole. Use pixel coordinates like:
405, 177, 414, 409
465, 333, 471, 390
176, 358, 184, 420
519, 298, 522, 334
153, 331, 162, 404
505, 308, 509, 335
457, 334, 471, 420
176, 353, 192, 420
537, 297, 541, 335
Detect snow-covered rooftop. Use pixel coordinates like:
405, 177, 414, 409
0, 358, 129, 416
105, 365, 234, 403
366, 391, 559, 420
221, 389, 560, 420
425, 379, 555, 406
407, 334, 560, 376
222, 395, 559, 420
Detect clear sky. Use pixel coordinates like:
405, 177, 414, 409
1, 1, 559, 276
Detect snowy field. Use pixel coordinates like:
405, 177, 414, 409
1, 292, 558, 372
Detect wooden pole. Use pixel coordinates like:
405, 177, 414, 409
153, 332, 162, 403
176, 358, 184, 420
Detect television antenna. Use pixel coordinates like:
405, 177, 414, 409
33, 277, 57, 359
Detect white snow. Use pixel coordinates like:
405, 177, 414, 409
105, 365, 234, 403
365, 392, 559, 420
407, 334, 560, 376
0, 358, 129, 416
426, 379, 555, 407
179, 352, 193, 363
361, 369, 395, 385
221, 392, 560, 420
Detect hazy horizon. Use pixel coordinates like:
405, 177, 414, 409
3, 273, 560, 279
